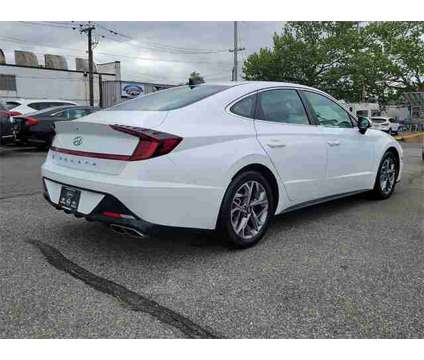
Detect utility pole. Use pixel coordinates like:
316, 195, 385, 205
229, 21, 245, 81
79, 22, 96, 106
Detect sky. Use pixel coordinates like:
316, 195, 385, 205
0, 21, 284, 85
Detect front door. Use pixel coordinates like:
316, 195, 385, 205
301, 91, 375, 195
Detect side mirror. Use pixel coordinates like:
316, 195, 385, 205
358, 117, 371, 134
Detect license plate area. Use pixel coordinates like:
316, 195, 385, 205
59, 186, 81, 211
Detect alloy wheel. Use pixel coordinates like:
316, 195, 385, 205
379, 156, 396, 195
230, 180, 269, 240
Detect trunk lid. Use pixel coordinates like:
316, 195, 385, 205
53, 110, 168, 155
50, 110, 168, 174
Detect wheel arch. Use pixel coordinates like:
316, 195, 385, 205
230, 163, 280, 213
386, 146, 401, 178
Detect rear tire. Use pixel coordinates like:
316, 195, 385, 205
216, 170, 275, 248
370, 151, 398, 199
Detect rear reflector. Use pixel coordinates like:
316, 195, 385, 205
50, 146, 130, 161
102, 211, 135, 219
110, 125, 182, 161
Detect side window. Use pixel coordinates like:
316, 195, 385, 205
303, 91, 353, 128
29, 102, 55, 110
256, 89, 310, 125
28, 102, 43, 110
66, 109, 90, 120
230, 94, 256, 118
6, 101, 20, 110
54, 102, 74, 107
50, 111, 65, 118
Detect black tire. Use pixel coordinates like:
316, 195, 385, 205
370, 151, 398, 199
216, 170, 275, 248
36, 143, 49, 151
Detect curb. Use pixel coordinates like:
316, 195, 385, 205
394, 132, 424, 142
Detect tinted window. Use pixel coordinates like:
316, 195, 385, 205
28, 102, 51, 110
65, 109, 91, 120
54, 102, 75, 107
256, 89, 309, 125
230, 94, 256, 118
28, 102, 74, 110
5, 101, 20, 110
107, 85, 230, 111
303, 91, 353, 128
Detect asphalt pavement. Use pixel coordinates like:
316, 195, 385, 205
0, 142, 423, 338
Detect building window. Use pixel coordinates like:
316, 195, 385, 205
0, 74, 17, 91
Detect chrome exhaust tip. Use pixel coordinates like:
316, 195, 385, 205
109, 224, 146, 238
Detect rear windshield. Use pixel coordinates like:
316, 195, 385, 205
107, 85, 231, 111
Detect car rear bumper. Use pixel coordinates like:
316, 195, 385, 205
42, 178, 161, 236
41, 153, 225, 230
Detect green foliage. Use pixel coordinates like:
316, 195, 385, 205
188, 71, 205, 84
242, 21, 424, 104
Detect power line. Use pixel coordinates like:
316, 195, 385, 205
0, 36, 232, 65
17, 21, 228, 55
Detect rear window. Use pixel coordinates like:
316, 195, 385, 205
107, 85, 231, 111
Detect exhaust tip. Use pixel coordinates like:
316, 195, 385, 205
109, 224, 146, 238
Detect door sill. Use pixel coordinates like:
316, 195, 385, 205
280, 190, 369, 214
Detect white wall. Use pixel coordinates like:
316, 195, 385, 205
0, 65, 115, 106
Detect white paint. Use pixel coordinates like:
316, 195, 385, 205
42, 81, 403, 232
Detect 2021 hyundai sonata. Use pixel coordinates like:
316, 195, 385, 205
41, 82, 403, 247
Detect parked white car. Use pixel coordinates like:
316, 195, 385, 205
2, 98, 78, 116
41, 82, 403, 248
371, 116, 400, 135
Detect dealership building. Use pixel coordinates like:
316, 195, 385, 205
0, 49, 174, 108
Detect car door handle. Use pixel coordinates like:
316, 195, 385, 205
327, 140, 341, 147
267, 141, 287, 148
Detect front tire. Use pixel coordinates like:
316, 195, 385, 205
370, 151, 398, 199
217, 171, 274, 248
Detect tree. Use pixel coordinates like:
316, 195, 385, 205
364, 22, 424, 100
242, 21, 424, 104
243, 22, 361, 100
188, 71, 205, 85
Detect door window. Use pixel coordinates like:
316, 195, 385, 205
230, 94, 256, 118
303, 91, 353, 128
256, 89, 310, 125
65, 109, 90, 120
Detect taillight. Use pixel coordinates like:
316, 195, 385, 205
8, 111, 22, 117
25, 117, 40, 127
110, 125, 182, 161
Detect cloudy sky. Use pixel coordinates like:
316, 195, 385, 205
0, 21, 283, 84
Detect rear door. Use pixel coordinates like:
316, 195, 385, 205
253, 88, 328, 204
301, 90, 375, 195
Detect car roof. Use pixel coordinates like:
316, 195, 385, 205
206, 80, 315, 89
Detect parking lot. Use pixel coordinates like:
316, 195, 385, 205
0, 142, 423, 338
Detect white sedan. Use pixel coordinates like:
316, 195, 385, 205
41, 82, 403, 248
3, 98, 77, 116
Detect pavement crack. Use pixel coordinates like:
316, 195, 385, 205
27, 239, 222, 339
0, 191, 42, 200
